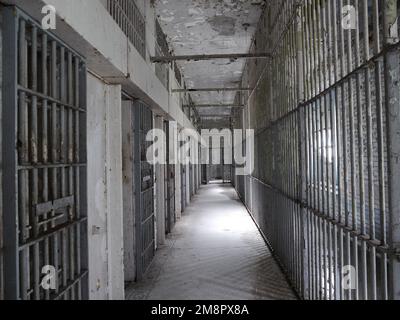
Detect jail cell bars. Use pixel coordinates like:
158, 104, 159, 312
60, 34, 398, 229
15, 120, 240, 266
236, 0, 400, 300
2, 8, 88, 300
164, 121, 176, 234
134, 101, 155, 280
106, 0, 146, 59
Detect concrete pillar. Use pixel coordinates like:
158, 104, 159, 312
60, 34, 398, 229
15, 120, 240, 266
144, 0, 156, 65
121, 101, 135, 282
185, 137, 190, 206
154, 116, 166, 245
87, 74, 124, 300
175, 133, 182, 219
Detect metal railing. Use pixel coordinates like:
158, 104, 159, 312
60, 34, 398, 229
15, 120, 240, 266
236, 0, 400, 300
155, 19, 169, 88
106, 0, 146, 59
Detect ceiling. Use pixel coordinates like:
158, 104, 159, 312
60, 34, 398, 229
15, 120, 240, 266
154, 0, 265, 120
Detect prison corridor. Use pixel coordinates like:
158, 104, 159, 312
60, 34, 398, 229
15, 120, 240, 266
2, 0, 400, 302
126, 183, 296, 300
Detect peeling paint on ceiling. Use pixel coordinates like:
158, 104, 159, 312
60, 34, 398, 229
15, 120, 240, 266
154, 0, 265, 118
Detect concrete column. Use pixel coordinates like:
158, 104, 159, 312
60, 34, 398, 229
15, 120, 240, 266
175, 131, 182, 219
154, 116, 166, 245
105, 84, 124, 300
185, 137, 190, 205
87, 74, 124, 300
121, 101, 135, 282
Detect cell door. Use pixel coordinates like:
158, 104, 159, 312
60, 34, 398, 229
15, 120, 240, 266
164, 121, 175, 234
133, 101, 155, 280
2, 7, 88, 300
181, 162, 187, 212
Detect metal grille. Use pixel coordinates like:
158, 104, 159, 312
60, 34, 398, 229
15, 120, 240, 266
164, 121, 176, 234
155, 19, 169, 88
181, 162, 187, 212
2, 7, 88, 300
134, 101, 155, 280
174, 62, 182, 86
237, 0, 400, 300
106, 0, 146, 59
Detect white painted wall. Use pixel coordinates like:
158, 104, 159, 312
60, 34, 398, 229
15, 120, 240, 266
87, 74, 124, 300
154, 116, 166, 245
175, 162, 182, 220
121, 101, 135, 282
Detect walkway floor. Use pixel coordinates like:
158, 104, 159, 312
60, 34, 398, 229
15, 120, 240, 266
126, 183, 297, 300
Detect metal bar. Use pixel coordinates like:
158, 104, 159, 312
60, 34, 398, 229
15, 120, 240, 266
150, 52, 272, 63
74, 55, 82, 299
50, 39, 60, 295
30, 25, 41, 300
18, 18, 30, 301
172, 88, 253, 93
17, 86, 86, 112
41, 31, 51, 300
183, 104, 244, 108
68, 54, 78, 299
59, 45, 68, 300
373, 0, 388, 300
3, 6, 20, 300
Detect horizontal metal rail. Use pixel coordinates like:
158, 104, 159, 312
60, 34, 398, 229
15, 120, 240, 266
151, 53, 272, 63
184, 104, 244, 108
173, 87, 252, 93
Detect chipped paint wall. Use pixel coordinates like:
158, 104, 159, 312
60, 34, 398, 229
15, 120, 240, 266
87, 74, 124, 300
121, 100, 136, 282
155, 0, 265, 114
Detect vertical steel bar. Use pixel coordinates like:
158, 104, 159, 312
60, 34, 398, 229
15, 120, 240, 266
373, 0, 388, 300
355, 0, 368, 300
68, 54, 77, 300
18, 18, 30, 300
74, 56, 82, 299
60, 46, 68, 300
41, 32, 50, 300
50, 40, 60, 295
30, 25, 41, 300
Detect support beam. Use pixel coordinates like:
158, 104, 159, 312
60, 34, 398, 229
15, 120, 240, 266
173, 88, 252, 93
184, 104, 244, 108
199, 115, 232, 118
151, 53, 272, 63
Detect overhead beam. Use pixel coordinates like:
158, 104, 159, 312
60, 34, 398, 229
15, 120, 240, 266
183, 104, 244, 108
173, 87, 252, 93
151, 53, 272, 63
199, 115, 232, 118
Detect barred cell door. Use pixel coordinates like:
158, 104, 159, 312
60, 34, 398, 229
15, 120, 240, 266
164, 121, 175, 234
181, 163, 186, 212
2, 7, 88, 300
133, 101, 155, 280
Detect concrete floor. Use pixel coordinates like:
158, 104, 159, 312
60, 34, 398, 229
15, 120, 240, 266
126, 183, 297, 300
